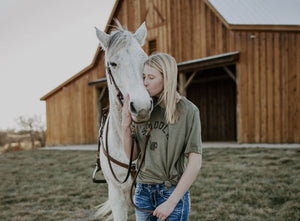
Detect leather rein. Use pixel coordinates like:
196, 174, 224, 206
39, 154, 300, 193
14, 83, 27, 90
92, 62, 136, 184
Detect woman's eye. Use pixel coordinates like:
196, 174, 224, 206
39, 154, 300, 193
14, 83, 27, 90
109, 62, 117, 67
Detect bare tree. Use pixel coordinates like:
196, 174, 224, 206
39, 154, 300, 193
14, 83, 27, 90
17, 115, 46, 148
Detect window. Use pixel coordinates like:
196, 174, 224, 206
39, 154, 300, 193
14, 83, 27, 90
148, 39, 157, 55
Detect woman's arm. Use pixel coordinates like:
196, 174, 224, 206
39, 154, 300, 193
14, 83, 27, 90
122, 94, 140, 160
153, 152, 202, 220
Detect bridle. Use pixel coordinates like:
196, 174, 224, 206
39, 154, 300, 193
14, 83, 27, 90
92, 62, 165, 220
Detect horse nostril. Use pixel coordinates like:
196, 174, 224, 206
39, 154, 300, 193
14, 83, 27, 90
130, 102, 137, 115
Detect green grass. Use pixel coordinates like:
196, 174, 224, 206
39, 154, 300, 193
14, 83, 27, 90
0, 148, 299, 220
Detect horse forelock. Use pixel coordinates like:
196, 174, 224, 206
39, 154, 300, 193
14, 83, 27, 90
106, 27, 135, 59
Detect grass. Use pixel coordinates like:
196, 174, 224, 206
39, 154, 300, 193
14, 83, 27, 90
0, 148, 299, 220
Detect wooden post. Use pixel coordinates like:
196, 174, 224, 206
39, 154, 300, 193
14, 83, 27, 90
179, 72, 187, 97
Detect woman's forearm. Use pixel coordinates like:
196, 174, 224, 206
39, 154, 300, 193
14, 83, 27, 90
122, 127, 139, 160
168, 153, 202, 206
122, 94, 139, 160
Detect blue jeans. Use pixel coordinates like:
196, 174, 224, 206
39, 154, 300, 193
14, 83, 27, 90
134, 183, 190, 221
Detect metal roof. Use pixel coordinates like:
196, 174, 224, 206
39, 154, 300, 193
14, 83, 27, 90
208, 0, 300, 25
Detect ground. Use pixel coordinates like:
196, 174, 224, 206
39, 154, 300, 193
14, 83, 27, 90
0, 148, 299, 220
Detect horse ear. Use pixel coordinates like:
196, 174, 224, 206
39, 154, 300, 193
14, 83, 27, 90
134, 22, 147, 46
95, 27, 109, 50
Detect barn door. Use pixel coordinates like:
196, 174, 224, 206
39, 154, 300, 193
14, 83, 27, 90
187, 67, 237, 141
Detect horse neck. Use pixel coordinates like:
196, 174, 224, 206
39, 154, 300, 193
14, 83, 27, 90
108, 92, 123, 139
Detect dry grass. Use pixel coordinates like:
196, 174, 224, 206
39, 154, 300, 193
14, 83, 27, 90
0, 148, 299, 220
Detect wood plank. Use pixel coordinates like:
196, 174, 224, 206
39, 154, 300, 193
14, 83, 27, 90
215, 17, 221, 53
140, 0, 146, 24
253, 32, 261, 142
296, 33, 300, 142
247, 31, 255, 142
166, 0, 172, 53
266, 32, 274, 142
187, 0, 193, 60
200, 0, 207, 57
288, 33, 297, 142
206, 5, 212, 56
177, 0, 182, 61
222, 24, 228, 53
236, 32, 248, 142
170, 0, 177, 57
260, 32, 267, 142
281, 33, 289, 142
193, 0, 201, 58
273, 32, 282, 143
127, 0, 134, 30
228, 30, 235, 52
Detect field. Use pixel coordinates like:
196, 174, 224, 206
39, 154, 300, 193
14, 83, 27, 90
0, 148, 299, 221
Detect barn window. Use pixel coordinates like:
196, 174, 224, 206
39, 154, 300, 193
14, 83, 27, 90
148, 39, 157, 55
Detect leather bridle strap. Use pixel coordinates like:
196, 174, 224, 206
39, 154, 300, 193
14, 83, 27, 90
106, 63, 124, 106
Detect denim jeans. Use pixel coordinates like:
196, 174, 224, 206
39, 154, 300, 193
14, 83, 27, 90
134, 183, 190, 221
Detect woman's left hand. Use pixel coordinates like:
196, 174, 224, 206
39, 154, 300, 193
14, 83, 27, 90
153, 200, 176, 220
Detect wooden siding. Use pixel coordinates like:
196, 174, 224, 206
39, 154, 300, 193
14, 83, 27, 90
44, 0, 300, 145
45, 54, 106, 146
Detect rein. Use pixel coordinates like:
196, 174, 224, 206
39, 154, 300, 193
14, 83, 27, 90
92, 63, 133, 184
92, 63, 164, 220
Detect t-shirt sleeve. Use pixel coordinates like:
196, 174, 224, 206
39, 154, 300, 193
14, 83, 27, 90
184, 109, 202, 155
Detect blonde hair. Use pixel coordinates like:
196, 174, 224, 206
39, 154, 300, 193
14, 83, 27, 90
145, 53, 180, 124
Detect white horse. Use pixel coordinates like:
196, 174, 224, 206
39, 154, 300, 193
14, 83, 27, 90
94, 22, 152, 220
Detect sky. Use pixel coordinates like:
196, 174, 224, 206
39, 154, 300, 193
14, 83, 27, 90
0, 0, 116, 130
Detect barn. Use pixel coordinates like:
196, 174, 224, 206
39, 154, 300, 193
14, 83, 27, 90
40, 0, 300, 146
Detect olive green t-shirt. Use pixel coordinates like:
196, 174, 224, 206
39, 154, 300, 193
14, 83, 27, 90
135, 96, 202, 186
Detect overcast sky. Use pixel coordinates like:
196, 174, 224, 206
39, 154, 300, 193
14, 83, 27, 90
0, 0, 116, 130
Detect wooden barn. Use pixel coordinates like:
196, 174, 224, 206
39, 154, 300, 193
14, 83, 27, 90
40, 0, 300, 146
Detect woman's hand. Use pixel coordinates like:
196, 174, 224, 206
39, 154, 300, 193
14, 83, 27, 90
122, 94, 132, 130
153, 200, 176, 220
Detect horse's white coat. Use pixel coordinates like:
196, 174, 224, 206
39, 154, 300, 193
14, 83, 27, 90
95, 22, 152, 221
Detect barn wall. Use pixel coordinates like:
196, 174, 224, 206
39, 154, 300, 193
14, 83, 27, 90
115, 0, 300, 143
234, 31, 300, 143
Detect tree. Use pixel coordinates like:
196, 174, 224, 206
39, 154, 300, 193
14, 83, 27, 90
17, 115, 46, 148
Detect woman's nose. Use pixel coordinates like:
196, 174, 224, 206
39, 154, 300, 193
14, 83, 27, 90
144, 80, 148, 86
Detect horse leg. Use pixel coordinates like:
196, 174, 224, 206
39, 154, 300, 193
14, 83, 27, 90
108, 183, 129, 221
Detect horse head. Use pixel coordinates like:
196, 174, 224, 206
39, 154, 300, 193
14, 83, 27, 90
95, 22, 153, 123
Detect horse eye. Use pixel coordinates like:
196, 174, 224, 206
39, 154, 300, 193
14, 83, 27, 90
109, 62, 117, 67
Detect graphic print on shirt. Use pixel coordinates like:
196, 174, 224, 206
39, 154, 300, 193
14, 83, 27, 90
141, 120, 169, 139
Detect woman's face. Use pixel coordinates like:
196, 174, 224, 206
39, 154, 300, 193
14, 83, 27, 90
143, 65, 164, 97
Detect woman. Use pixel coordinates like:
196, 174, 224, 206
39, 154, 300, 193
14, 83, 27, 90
122, 53, 202, 221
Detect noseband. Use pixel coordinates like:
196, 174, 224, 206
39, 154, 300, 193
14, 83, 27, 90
106, 63, 124, 106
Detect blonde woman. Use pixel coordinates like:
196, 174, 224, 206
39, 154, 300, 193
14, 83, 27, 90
122, 53, 202, 220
